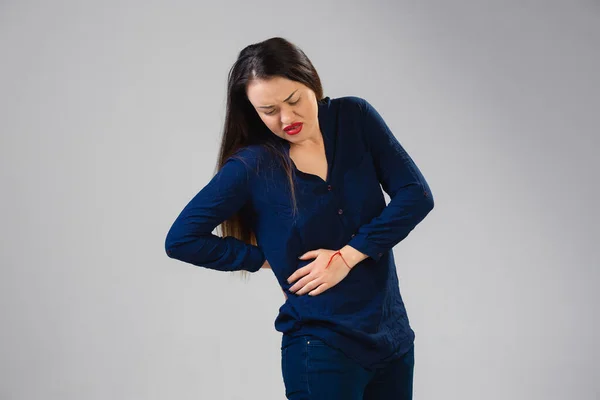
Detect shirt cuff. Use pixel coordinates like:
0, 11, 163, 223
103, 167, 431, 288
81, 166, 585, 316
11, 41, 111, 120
347, 234, 386, 263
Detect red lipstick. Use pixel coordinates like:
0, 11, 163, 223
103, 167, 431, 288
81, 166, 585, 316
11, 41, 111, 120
284, 122, 303, 135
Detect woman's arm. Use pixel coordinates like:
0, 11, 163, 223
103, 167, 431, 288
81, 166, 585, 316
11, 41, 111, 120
165, 154, 266, 272
345, 97, 435, 263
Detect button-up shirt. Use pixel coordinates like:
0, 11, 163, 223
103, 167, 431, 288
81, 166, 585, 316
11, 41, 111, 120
165, 95, 434, 370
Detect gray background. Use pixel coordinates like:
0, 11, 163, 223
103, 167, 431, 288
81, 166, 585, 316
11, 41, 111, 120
1, 0, 598, 399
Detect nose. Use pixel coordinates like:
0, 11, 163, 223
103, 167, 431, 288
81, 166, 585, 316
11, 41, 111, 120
281, 108, 297, 125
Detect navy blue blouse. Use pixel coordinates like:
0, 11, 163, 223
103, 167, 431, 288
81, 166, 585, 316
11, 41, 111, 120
165, 95, 434, 370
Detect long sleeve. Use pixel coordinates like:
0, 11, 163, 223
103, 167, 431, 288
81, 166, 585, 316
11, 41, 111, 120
347, 98, 435, 262
164, 154, 266, 272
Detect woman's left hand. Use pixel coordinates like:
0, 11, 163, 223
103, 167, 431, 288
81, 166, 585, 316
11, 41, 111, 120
287, 249, 352, 296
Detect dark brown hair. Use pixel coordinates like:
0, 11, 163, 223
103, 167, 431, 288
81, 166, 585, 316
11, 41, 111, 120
216, 37, 324, 278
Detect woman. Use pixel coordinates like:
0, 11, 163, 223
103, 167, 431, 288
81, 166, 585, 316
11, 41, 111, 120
165, 37, 434, 399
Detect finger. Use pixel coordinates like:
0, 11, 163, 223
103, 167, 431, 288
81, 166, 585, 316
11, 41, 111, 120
290, 271, 317, 293
287, 264, 312, 284
298, 249, 320, 260
309, 282, 329, 296
296, 277, 323, 296
288, 259, 317, 282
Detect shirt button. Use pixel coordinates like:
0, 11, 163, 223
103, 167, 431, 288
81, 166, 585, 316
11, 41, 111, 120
338, 209, 343, 215
327, 185, 332, 191
378, 252, 383, 257
351, 234, 355, 238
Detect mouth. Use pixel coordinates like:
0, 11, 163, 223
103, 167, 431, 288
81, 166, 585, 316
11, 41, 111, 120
284, 122, 303, 135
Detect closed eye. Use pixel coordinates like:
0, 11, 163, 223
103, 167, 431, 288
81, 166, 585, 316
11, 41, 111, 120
264, 98, 300, 115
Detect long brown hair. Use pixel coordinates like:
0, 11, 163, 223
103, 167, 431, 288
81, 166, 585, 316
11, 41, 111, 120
216, 37, 324, 280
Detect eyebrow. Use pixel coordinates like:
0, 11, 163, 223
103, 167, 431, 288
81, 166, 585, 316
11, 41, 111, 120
258, 90, 298, 109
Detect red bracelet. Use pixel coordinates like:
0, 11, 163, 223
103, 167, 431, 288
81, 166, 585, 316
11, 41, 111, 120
325, 250, 352, 270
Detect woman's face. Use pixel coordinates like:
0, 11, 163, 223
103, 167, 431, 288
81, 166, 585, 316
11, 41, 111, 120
246, 76, 319, 144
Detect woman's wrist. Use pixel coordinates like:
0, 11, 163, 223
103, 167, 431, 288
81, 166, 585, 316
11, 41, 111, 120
339, 245, 368, 269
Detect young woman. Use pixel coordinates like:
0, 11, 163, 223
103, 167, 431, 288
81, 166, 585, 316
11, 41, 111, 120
165, 36, 434, 399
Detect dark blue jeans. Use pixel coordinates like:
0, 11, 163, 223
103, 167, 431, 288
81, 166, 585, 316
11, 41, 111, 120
281, 334, 414, 399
